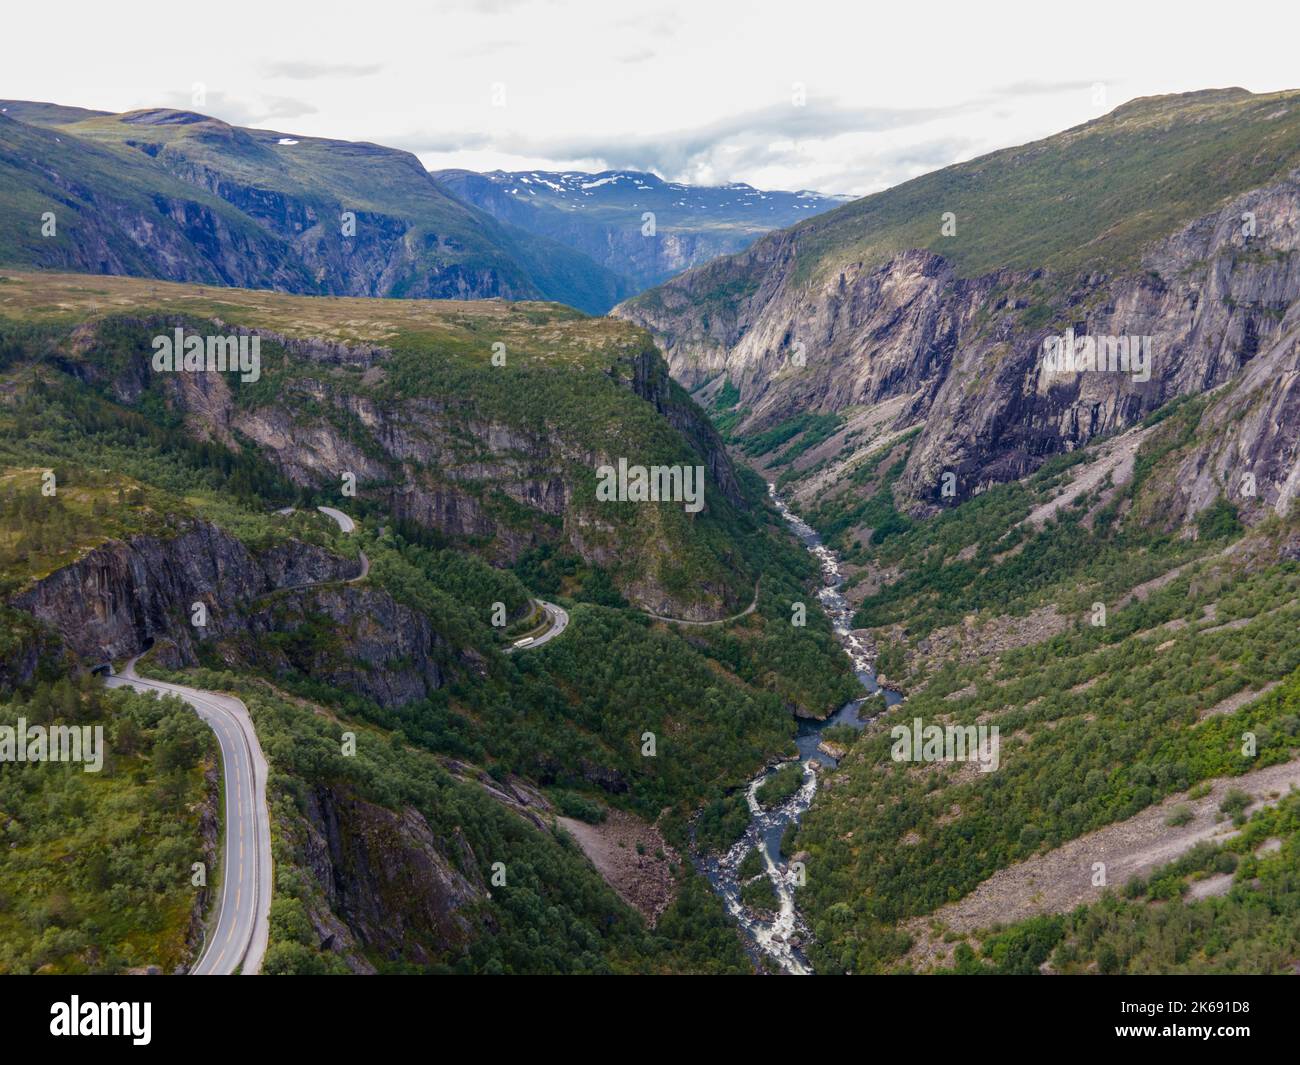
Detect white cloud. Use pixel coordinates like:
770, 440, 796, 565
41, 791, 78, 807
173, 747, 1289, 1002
260, 61, 384, 80
158, 89, 318, 126
5, 0, 1298, 196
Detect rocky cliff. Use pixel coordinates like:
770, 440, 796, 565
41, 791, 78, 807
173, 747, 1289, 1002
43, 295, 754, 620
9, 519, 455, 707
615, 89, 1300, 526
296, 784, 488, 969
12, 519, 352, 660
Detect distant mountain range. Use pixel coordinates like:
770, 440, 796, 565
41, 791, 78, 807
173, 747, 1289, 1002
434, 167, 847, 292
0, 101, 845, 313
0, 100, 636, 312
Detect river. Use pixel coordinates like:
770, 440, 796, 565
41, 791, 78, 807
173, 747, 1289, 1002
697, 483, 903, 975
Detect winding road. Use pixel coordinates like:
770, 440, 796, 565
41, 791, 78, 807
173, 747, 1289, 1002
101, 504, 363, 975
315, 506, 355, 534
641, 579, 761, 627
275, 506, 369, 582
101, 504, 563, 971
106, 661, 272, 976
505, 599, 569, 652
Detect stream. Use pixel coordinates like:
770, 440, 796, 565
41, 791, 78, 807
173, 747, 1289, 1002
697, 483, 904, 975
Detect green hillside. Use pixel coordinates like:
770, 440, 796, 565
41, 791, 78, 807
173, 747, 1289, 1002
631, 87, 1300, 308
0, 102, 628, 313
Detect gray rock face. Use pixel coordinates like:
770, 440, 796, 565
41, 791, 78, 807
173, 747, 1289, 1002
620, 340, 744, 507
103, 318, 747, 617
11, 520, 343, 661
1170, 300, 1300, 525
617, 170, 1300, 519
8, 520, 454, 708
298, 784, 486, 968
239, 584, 449, 707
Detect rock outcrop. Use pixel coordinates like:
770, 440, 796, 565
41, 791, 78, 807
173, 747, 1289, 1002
297, 785, 487, 968
67, 312, 751, 619
9, 520, 451, 707
618, 171, 1300, 523
12, 520, 353, 661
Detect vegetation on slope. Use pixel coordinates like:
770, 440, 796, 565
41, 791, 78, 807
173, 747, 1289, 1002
629, 87, 1300, 315
0, 677, 213, 974
780, 389, 1300, 973
0, 270, 863, 971
940, 793, 1300, 975
0, 272, 765, 618
0, 104, 627, 313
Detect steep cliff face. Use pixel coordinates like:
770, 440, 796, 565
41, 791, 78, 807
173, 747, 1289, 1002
0, 606, 65, 690
11, 520, 353, 661
153, 340, 742, 607
615, 90, 1300, 523
7, 520, 456, 707
897, 175, 1300, 508
613, 340, 743, 507
262, 734, 655, 974
236, 583, 450, 707
147, 144, 542, 303
1166, 300, 1300, 526
26, 286, 753, 619
621, 242, 994, 429
297, 784, 488, 968
0, 112, 317, 290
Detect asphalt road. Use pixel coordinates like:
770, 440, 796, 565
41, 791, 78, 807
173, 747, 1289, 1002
276, 505, 368, 580
505, 599, 569, 652
106, 659, 272, 975
315, 505, 355, 533
98, 504, 366, 974
640, 580, 761, 626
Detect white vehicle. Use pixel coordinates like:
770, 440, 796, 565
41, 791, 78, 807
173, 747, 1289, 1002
512, 636, 535, 648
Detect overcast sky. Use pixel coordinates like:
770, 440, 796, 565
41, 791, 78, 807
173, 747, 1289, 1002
6, 0, 1300, 197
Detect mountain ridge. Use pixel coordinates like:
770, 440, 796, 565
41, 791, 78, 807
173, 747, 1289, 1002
434, 165, 847, 293
0, 100, 630, 313
614, 87, 1300, 529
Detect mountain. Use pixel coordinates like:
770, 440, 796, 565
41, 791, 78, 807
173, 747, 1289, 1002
614, 87, 1300, 528
0, 267, 861, 973
0, 101, 629, 313
433, 167, 847, 293
611, 87, 1300, 975
12, 86, 1300, 980
0, 269, 761, 620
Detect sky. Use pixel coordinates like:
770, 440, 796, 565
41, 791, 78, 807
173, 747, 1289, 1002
6, 0, 1300, 197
